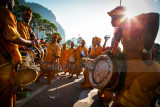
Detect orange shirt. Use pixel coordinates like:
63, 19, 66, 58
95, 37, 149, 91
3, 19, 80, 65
60, 48, 68, 63
17, 21, 31, 40
67, 48, 76, 61
75, 46, 88, 64
90, 46, 95, 56
92, 45, 102, 58
0, 7, 21, 65
44, 42, 61, 62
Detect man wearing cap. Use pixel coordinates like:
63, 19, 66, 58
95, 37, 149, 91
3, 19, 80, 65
16, 8, 44, 96
108, 6, 160, 107
60, 44, 68, 75
69, 40, 88, 79
91, 37, 103, 58
17, 8, 36, 40
0, 0, 40, 106
38, 33, 61, 85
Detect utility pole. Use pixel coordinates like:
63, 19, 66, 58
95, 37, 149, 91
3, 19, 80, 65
120, 0, 122, 6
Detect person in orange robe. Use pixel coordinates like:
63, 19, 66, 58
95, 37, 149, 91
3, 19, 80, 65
81, 37, 102, 89
90, 37, 96, 57
38, 34, 61, 85
91, 37, 103, 58
16, 8, 44, 95
108, 6, 160, 107
17, 8, 36, 40
60, 44, 68, 75
56, 37, 62, 74
0, 0, 40, 106
69, 40, 88, 79
67, 42, 76, 75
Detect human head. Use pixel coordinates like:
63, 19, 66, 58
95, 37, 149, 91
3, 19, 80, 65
0, 0, 15, 10
57, 38, 62, 43
62, 44, 66, 49
51, 34, 58, 43
23, 8, 32, 24
81, 40, 85, 47
154, 43, 159, 54
71, 42, 74, 48
108, 6, 127, 27
95, 37, 101, 45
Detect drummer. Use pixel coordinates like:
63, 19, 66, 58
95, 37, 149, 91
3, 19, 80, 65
90, 37, 96, 58
108, 6, 160, 106
67, 42, 76, 75
91, 37, 103, 58
0, 0, 40, 106
68, 40, 88, 79
37, 33, 61, 85
60, 44, 68, 75
16, 7, 44, 96
56, 37, 62, 73
17, 8, 44, 61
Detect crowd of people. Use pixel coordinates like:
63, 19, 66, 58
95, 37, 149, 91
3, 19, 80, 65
0, 0, 160, 107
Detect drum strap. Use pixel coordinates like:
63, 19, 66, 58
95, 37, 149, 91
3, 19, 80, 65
54, 44, 57, 56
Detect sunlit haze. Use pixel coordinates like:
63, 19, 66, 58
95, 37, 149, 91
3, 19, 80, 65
26, 0, 160, 48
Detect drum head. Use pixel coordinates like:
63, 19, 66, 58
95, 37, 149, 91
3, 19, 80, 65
85, 60, 95, 70
15, 68, 38, 85
93, 60, 110, 84
89, 55, 113, 89
69, 55, 76, 64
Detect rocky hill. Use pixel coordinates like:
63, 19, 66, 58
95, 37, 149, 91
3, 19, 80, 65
18, 0, 65, 42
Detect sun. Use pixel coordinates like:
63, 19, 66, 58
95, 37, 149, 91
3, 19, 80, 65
125, 10, 135, 18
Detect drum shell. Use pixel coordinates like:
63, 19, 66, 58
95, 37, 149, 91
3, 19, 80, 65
27, 46, 43, 63
89, 55, 126, 92
15, 67, 38, 85
20, 51, 32, 67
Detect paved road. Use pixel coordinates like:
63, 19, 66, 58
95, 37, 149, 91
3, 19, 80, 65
15, 72, 105, 107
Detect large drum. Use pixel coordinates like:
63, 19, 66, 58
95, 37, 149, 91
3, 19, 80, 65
19, 51, 32, 67
27, 46, 43, 63
69, 55, 76, 64
15, 67, 38, 85
15, 46, 44, 85
81, 57, 95, 69
89, 55, 126, 92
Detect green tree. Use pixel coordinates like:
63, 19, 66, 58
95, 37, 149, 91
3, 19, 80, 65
77, 37, 83, 46
30, 12, 42, 31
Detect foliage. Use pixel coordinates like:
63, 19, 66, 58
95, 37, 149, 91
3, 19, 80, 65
77, 37, 83, 46
13, 0, 58, 40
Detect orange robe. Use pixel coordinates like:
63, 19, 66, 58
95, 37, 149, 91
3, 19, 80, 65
60, 48, 68, 73
40, 42, 61, 82
112, 13, 160, 107
17, 21, 36, 40
91, 45, 102, 58
0, 7, 21, 107
90, 46, 95, 56
70, 46, 88, 77
66, 47, 75, 74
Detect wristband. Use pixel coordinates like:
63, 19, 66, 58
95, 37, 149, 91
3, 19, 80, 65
32, 40, 36, 46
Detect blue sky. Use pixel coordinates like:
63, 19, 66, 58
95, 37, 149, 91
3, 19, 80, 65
26, 0, 160, 48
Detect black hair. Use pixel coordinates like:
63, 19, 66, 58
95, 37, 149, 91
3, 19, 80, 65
154, 43, 159, 49
0, 0, 8, 6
